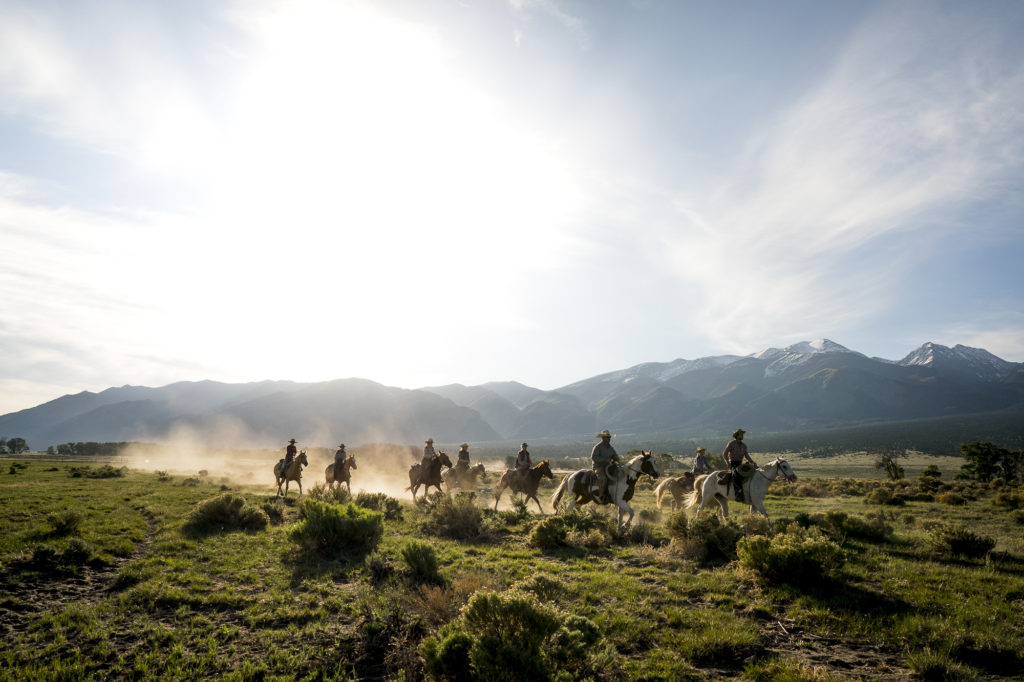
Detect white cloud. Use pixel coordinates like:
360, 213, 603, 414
648, 3, 1024, 354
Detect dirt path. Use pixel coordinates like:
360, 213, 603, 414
0, 505, 158, 639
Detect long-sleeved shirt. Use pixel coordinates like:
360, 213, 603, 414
722, 439, 749, 467
591, 441, 618, 468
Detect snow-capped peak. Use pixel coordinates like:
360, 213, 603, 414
898, 342, 1014, 381
754, 339, 857, 377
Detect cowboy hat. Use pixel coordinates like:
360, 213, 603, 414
460, 443, 469, 448
733, 429, 746, 438
697, 446, 706, 453
288, 439, 297, 443
426, 438, 434, 443
338, 444, 345, 449
596, 429, 614, 439
521, 442, 528, 448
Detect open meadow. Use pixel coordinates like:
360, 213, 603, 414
2, 449, 1023, 681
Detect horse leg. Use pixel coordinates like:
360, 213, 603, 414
716, 495, 729, 518
529, 494, 544, 514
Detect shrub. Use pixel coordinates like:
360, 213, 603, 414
421, 591, 608, 681
1011, 509, 1024, 525
354, 491, 404, 520
937, 491, 967, 506
928, 525, 995, 559
47, 510, 84, 536
400, 539, 443, 584
422, 492, 483, 540
308, 482, 351, 505
184, 493, 269, 535
68, 464, 126, 478
992, 490, 1024, 509
365, 553, 396, 583
737, 527, 845, 584
261, 499, 284, 525
529, 515, 567, 550
289, 500, 383, 556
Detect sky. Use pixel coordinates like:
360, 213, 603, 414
2, 0, 1024, 416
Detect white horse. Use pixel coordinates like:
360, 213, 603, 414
274, 450, 309, 497
685, 458, 797, 520
551, 451, 661, 532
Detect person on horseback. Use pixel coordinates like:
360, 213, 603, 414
455, 443, 470, 474
693, 446, 711, 474
334, 443, 347, 470
421, 438, 436, 469
282, 438, 298, 471
722, 429, 756, 501
514, 443, 531, 488
591, 430, 619, 501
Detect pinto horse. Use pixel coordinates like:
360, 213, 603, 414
493, 460, 554, 513
406, 451, 453, 501
274, 450, 309, 497
325, 455, 357, 495
442, 462, 487, 493
654, 472, 697, 511
551, 451, 661, 532
685, 457, 797, 521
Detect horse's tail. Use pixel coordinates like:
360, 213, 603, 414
551, 473, 570, 510
684, 475, 706, 511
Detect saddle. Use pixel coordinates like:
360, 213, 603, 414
586, 462, 619, 503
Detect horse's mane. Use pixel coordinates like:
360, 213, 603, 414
531, 459, 550, 470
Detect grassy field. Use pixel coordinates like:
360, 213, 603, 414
1, 452, 1022, 681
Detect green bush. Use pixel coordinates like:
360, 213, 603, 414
308, 482, 351, 504
354, 491, 404, 520
183, 493, 269, 535
422, 492, 483, 540
529, 516, 567, 550
290, 500, 383, 556
938, 491, 967, 506
737, 527, 845, 584
928, 525, 995, 559
400, 539, 442, 584
421, 591, 607, 681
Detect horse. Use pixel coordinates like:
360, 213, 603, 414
654, 472, 697, 511
493, 460, 554, 513
274, 450, 309, 497
406, 451, 454, 501
325, 455, 357, 495
442, 462, 488, 493
551, 451, 661, 532
685, 457, 797, 520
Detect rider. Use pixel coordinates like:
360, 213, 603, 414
421, 438, 436, 472
722, 429, 756, 500
455, 443, 470, 474
591, 430, 619, 500
334, 443, 347, 471
514, 442, 531, 487
283, 438, 298, 471
693, 446, 711, 474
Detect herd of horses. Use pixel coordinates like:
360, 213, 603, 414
273, 448, 798, 531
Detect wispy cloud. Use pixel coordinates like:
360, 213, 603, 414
652, 3, 1024, 354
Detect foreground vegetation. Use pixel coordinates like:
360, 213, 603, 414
2, 453, 1023, 681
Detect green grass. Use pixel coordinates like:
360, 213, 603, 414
1, 454, 1023, 680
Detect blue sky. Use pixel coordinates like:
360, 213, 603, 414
2, 0, 1023, 415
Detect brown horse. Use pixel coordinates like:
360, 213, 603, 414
406, 451, 453, 500
274, 450, 309, 497
442, 462, 488, 492
325, 456, 357, 494
493, 460, 553, 513
655, 472, 696, 511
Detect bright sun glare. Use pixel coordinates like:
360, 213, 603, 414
137, 1, 584, 384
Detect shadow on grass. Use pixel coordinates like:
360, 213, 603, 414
285, 547, 370, 586
776, 578, 913, 618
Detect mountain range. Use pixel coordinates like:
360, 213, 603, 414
2, 340, 1021, 450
